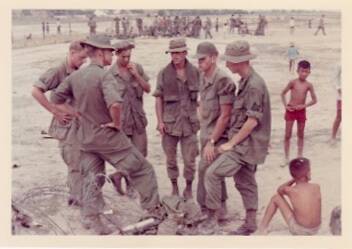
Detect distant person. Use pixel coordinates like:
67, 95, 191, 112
46, 22, 50, 34
88, 15, 97, 35
314, 14, 326, 36
113, 16, 120, 37
287, 42, 299, 73
204, 17, 213, 39
254, 15, 268, 36
308, 19, 312, 29
256, 157, 321, 235
41, 21, 45, 39
289, 17, 295, 35
280, 60, 317, 166
56, 18, 61, 35
330, 65, 341, 145
215, 17, 219, 32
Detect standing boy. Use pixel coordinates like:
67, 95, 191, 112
281, 60, 317, 166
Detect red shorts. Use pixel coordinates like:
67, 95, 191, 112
285, 109, 306, 122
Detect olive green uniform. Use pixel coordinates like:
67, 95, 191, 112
197, 67, 236, 209
205, 67, 271, 212
51, 62, 160, 220
153, 60, 200, 181
108, 62, 149, 156
34, 60, 82, 204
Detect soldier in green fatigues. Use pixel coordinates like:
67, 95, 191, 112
204, 40, 271, 235
108, 40, 151, 189
153, 38, 200, 199
32, 40, 88, 207
50, 35, 161, 235
195, 42, 236, 219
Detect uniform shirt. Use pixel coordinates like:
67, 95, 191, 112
51, 62, 132, 153
34, 60, 76, 144
199, 67, 236, 144
153, 61, 200, 137
228, 67, 271, 165
108, 62, 149, 135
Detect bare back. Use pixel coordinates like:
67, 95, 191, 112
287, 79, 312, 106
287, 182, 321, 228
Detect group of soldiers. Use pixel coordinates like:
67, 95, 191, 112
32, 34, 271, 235
108, 15, 214, 39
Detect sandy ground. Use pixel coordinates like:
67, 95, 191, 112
11, 14, 340, 235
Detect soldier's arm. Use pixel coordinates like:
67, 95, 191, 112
153, 71, 166, 134
225, 117, 258, 148
129, 63, 151, 93
102, 72, 124, 129
209, 78, 236, 142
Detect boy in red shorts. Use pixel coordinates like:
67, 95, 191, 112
280, 60, 317, 166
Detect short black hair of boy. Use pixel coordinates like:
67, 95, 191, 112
298, 60, 311, 70
289, 157, 310, 179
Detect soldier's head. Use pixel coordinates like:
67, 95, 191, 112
80, 35, 114, 66
195, 41, 218, 73
223, 40, 256, 75
114, 40, 135, 67
68, 40, 87, 69
165, 38, 188, 66
289, 157, 311, 181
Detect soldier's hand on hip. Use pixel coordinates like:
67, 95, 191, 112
52, 108, 73, 125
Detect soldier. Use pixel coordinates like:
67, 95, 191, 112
153, 38, 200, 199
56, 18, 61, 35
136, 17, 143, 36
88, 15, 97, 35
108, 40, 151, 186
204, 17, 213, 39
113, 16, 120, 37
194, 42, 236, 218
41, 21, 45, 39
255, 15, 268, 36
31, 40, 88, 207
46, 22, 50, 34
122, 17, 129, 38
203, 40, 271, 235
215, 17, 219, 33
50, 35, 161, 235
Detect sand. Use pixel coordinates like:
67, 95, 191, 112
11, 13, 340, 235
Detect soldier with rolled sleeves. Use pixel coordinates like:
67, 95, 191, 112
31, 40, 88, 207
153, 38, 200, 199
108, 40, 151, 187
195, 42, 236, 219
50, 35, 161, 235
203, 40, 271, 235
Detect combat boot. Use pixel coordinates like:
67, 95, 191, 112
230, 209, 257, 235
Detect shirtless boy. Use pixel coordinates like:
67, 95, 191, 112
256, 157, 321, 235
281, 60, 317, 166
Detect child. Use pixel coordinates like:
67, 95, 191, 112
256, 157, 321, 235
281, 60, 317, 166
287, 42, 299, 73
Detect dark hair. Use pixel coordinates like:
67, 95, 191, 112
298, 60, 311, 70
289, 157, 310, 179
